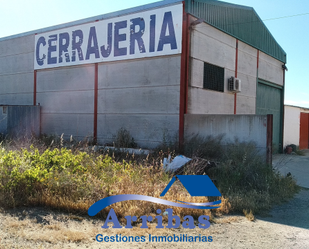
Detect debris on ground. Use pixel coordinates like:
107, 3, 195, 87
163, 155, 217, 175
163, 155, 191, 172
173, 157, 217, 175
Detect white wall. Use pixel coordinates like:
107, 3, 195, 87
189, 20, 235, 114
97, 56, 181, 148
237, 41, 258, 114
0, 35, 34, 105
259, 52, 284, 86
37, 65, 95, 141
188, 18, 284, 115
284, 106, 300, 146
184, 114, 269, 159
284, 105, 309, 146
36, 55, 181, 147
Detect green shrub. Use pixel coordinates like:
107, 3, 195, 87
0, 146, 174, 219
113, 128, 137, 148
184, 134, 225, 159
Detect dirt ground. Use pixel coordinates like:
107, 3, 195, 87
0, 187, 308, 249
1, 152, 308, 249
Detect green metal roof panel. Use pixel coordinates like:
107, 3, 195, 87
185, 0, 287, 63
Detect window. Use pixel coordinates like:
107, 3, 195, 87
203, 62, 224, 92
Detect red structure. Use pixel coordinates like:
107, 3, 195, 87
299, 113, 309, 150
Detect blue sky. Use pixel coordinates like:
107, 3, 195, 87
0, 0, 308, 108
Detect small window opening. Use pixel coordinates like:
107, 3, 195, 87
203, 62, 225, 92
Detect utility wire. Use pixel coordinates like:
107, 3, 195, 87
263, 12, 309, 21
211, 12, 309, 27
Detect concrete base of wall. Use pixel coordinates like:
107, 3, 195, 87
0, 105, 40, 139
184, 114, 272, 163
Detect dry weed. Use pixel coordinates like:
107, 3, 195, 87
243, 209, 255, 221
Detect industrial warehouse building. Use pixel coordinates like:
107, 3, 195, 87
0, 0, 286, 151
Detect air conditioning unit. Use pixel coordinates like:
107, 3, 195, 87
228, 77, 241, 92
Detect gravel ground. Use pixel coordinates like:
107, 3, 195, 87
0, 188, 308, 249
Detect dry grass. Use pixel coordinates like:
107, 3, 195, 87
0, 143, 231, 227
0, 206, 217, 248
243, 209, 255, 221
0, 134, 300, 233
1, 210, 100, 245
212, 216, 240, 224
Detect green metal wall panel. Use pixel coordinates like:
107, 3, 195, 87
256, 82, 283, 153
185, 0, 286, 63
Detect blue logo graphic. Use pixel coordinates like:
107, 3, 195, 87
88, 175, 221, 217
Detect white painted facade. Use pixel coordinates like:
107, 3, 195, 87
0, 35, 34, 105
189, 20, 235, 114
188, 18, 284, 115
284, 105, 309, 146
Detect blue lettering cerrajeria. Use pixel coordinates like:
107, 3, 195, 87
101, 208, 210, 229
130, 17, 146, 55
36, 36, 46, 66
72, 29, 84, 61
59, 32, 70, 63
47, 34, 57, 64
100, 23, 112, 58
114, 20, 127, 57
86, 26, 100, 60
157, 11, 177, 51
149, 14, 156, 52
34, 5, 182, 69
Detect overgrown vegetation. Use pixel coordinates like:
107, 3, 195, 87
0, 144, 225, 223
183, 136, 300, 217
0, 134, 300, 224
113, 128, 137, 148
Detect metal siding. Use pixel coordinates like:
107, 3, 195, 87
256, 82, 283, 153
185, 0, 286, 63
7, 106, 40, 138
0, 107, 8, 135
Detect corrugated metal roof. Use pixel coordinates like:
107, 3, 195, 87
185, 0, 287, 63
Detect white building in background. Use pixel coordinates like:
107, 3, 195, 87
284, 105, 309, 150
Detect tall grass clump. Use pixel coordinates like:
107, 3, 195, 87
113, 128, 137, 148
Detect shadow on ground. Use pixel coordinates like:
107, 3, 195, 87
273, 150, 309, 189
2, 206, 88, 225
257, 188, 309, 230
263, 150, 309, 229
